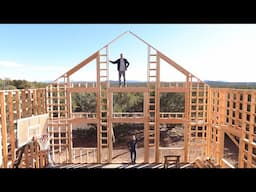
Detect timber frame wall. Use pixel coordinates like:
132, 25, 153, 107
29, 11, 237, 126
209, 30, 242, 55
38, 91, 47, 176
0, 89, 47, 168
46, 31, 210, 164
210, 88, 256, 168
1, 32, 256, 168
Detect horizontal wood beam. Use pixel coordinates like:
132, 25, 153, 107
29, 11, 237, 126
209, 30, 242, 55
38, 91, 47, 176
159, 119, 186, 124
110, 118, 146, 123
69, 118, 98, 124
68, 87, 98, 93
158, 87, 188, 93
109, 87, 148, 93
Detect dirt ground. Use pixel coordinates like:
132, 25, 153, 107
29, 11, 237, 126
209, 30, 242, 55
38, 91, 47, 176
71, 127, 239, 166
72, 125, 185, 163
223, 134, 239, 167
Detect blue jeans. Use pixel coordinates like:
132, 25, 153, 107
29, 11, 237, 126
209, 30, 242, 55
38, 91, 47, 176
118, 71, 126, 86
130, 150, 136, 163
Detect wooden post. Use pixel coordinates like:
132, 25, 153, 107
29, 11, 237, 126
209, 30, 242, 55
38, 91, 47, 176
108, 91, 112, 163
155, 52, 160, 163
238, 137, 244, 168
42, 89, 47, 114
30, 141, 35, 168
96, 52, 101, 163
68, 122, 72, 163
33, 89, 37, 115
8, 92, 15, 166
66, 77, 72, 163
206, 87, 212, 158
24, 145, 29, 168
35, 142, 40, 168
15, 91, 21, 119
37, 89, 41, 114
218, 126, 224, 164
238, 91, 247, 168
249, 92, 255, 167
27, 90, 32, 117
144, 92, 149, 163
21, 90, 26, 118
203, 84, 209, 158
217, 89, 226, 165
0, 92, 8, 168
183, 75, 190, 162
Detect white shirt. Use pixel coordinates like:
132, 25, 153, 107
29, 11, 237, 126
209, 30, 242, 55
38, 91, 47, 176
119, 58, 126, 71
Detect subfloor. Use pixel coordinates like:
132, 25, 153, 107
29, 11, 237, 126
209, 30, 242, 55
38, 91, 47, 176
54, 162, 191, 169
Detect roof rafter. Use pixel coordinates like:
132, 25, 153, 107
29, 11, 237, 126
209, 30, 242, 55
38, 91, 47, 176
54, 31, 205, 84
54, 52, 98, 82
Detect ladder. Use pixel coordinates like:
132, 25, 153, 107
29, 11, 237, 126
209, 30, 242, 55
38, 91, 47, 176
99, 47, 110, 162
147, 47, 158, 151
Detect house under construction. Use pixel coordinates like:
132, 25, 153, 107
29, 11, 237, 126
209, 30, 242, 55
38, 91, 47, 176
0, 31, 255, 168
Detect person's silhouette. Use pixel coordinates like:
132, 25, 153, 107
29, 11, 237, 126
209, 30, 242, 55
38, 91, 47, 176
128, 134, 137, 164
109, 53, 130, 87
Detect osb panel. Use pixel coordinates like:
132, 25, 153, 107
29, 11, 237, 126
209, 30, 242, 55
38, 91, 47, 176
17, 114, 48, 147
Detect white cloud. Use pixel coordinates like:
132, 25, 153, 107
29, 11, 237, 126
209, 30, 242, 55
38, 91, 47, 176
0, 61, 66, 82
0, 61, 24, 68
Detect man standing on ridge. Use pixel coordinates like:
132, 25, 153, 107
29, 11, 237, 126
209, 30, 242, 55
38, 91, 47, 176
109, 53, 130, 87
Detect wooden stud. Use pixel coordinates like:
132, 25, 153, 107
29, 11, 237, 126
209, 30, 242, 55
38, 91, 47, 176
15, 90, 21, 119
7, 92, 15, 166
96, 52, 101, 163
37, 89, 41, 114
66, 77, 72, 163
24, 145, 29, 168
35, 142, 40, 168
247, 91, 255, 167
251, 92, 256, 167
28, 90, 32, 117
144, 91, 149, 163
0, 92, 8, 168
183, 75, 190, 162
108, 91, 112, 163
155, 52, 160, 163
42, 89, 47, 114
206, 87, 212, 158
33, 89, 37, 115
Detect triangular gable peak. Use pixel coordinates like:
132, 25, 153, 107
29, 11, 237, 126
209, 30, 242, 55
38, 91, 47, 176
53, 31, 205, 84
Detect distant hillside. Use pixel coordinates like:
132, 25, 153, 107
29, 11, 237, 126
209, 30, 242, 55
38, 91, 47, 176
1, 79, 256, 90
204, 81, 256, 89
0, 79, 47, 90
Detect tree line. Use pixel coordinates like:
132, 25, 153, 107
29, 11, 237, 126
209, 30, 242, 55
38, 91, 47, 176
0, 78, 47, 90
72, 92, 185, 113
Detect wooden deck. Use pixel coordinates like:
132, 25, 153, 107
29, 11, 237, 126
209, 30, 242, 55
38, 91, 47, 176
53, 162, 192, 169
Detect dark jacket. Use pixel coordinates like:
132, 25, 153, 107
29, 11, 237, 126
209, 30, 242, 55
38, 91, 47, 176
128, 139, 137, 152
110, 58, 130, 71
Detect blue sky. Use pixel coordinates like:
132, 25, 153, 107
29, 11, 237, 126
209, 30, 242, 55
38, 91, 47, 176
0, 24, 256, 82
